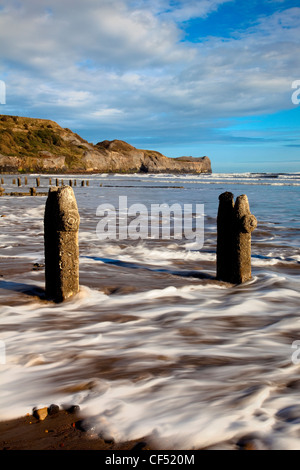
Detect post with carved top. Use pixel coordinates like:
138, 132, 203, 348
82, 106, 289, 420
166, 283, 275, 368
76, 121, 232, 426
44, 186, 80, 302
217, 192, 257, 284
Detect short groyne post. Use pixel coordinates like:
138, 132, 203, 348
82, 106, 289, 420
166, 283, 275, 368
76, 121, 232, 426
17, 177, 21, 187
56, 178, 59, 186
44, 186, 80, 302
81, 180, 85, 187
24, 176, 28, 185
217, 192, 257, 284
30, 187, 36, 196
36, 177, 40, 187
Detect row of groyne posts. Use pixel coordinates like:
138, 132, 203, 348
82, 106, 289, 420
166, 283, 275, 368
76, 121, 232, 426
43, 186, 257, 303
0, 177, 90, 196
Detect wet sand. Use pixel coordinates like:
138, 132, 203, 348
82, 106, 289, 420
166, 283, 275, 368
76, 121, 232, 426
0, 409, 153, 451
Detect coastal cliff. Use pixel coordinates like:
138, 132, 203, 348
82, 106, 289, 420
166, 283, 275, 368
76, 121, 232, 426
0, 115, 212, 174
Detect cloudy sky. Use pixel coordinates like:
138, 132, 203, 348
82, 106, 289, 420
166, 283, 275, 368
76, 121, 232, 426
0, 0, 300, 172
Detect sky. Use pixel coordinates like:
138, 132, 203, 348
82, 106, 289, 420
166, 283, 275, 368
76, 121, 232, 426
0, 0, 300, 172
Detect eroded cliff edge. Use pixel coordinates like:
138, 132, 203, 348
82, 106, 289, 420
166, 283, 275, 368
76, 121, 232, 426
0, 115, 212, 174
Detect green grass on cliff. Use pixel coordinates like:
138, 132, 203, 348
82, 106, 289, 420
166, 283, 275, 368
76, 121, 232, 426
0, 115, 85, 163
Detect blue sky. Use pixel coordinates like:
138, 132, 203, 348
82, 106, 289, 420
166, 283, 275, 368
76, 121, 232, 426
0, 0, 300, 172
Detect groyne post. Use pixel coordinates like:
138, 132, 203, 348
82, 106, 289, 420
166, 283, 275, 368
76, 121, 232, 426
217, 192, 257, 284
44, 186, 80, 302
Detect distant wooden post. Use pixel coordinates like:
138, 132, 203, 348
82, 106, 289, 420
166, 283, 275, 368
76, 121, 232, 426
17, 177, 21, 187
49, 178, 52, 186
217, 192, 257, 284
81, 181, 85, 187
24, 176, 28, 185
36, 177, 40, 187
12, 178, 16, 185
44, 186, 80, 302
30, 187, 36, 196
56, 178, 59, 186
1, 178, 4, 185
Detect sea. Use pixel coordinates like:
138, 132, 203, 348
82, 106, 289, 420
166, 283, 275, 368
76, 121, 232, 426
0, 171, 299, 450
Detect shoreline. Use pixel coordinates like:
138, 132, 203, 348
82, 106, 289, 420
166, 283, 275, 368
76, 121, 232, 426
0, 409, 154, 451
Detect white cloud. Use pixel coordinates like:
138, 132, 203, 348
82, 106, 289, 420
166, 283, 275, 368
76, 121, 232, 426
0, 0, 299, 148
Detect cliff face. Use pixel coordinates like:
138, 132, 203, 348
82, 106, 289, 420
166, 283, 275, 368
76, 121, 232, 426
0, 115, 212, 174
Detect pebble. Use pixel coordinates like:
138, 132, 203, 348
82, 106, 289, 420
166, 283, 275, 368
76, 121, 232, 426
67, 405, 80, 414
33, 407, 48, 421
48, 404, 60, 416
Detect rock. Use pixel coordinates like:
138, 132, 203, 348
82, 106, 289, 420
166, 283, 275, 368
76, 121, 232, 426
33, 407, 48, 421
48, 404, 60, 416
67, 405, 80, 414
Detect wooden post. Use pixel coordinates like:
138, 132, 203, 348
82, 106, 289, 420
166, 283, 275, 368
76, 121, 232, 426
44, 186, 80, 302
217, 192, 257, 284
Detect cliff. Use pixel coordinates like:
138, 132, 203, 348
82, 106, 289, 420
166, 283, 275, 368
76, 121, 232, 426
0, 115, 212, 174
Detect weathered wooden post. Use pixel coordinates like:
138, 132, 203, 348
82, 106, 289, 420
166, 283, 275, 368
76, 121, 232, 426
30, 187, 36, 196
216, 192, 257, 284
44, 186, 80, 302
56, 178, 59, 186
17, 177, 21, 187
12, 178, 16, 185
81, 180, 85, 187
24, 176, 28, 185
1, 178, 4, 185
49, 178, 52, 186
36, 177, 40, 187
232, 195, 257, 284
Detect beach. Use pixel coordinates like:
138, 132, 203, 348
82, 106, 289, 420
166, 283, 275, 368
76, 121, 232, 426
0, 172, 300, 450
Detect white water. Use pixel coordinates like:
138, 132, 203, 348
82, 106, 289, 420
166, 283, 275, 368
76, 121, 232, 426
0, 172, 299, 449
